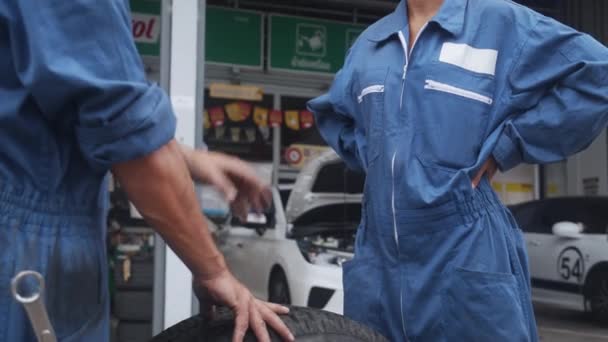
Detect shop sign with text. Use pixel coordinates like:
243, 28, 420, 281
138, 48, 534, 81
269, 14, 366, 74
130, 0, 161, 57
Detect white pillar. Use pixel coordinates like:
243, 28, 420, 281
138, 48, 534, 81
163, 0, 202, 329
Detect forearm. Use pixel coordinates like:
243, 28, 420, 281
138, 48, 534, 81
179, 144, 201, 181
112, 139, 226, 278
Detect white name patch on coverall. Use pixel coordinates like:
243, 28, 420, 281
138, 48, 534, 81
439, 42, 498, 76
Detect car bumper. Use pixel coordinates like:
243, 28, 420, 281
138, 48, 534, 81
287, 264, 345, 315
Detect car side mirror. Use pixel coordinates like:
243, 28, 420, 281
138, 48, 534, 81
552, 221, 583, 239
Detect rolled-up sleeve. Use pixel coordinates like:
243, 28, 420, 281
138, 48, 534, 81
492, 16, 608, 172
8, 0, 176, 172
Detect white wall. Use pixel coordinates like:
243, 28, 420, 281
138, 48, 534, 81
566, 129, 608, 196
544, 161, 568, 197
492, 164, 536, 205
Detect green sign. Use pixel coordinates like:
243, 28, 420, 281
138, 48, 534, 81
206, 7, 263, 69
130, 0, 161, 57
269, 15, 366, 74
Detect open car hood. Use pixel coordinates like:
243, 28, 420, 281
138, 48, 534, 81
285, 150, 363, 229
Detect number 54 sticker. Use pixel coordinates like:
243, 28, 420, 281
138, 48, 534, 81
557, 247, 585, 282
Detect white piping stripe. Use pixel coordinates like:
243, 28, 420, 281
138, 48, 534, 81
391, 152, 398, 246
424, 80, 493, 105
397, 32, 408, 109
397, 25, 428, 110
397, 31, 409, 61
357, 85, 385, 103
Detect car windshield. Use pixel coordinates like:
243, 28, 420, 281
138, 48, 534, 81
291, 203, 361, 237
312, 162, 365, 194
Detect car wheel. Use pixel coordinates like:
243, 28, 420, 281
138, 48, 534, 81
150, 306, 388, 342
589, 271, 608, 324
268, 269, 291, 305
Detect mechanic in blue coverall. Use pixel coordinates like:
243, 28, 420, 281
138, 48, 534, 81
0, 1, 296, 342
308, 0, 608, 340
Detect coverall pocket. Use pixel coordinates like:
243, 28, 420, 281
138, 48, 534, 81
342, 258, 383, 332
416, 65, 494, 170
442, 267, 529, 342
357, 67, 389, 164
45, 234, 107, 339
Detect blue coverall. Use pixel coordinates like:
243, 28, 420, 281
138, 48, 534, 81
0, 1, 176, 340
308, 0, 608, 340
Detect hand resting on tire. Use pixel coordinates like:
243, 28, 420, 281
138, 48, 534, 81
195, 271, 295, 342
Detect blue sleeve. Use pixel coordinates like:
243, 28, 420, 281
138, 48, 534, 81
7, 0, 176, 172
492, 16, 608, 172
307, 50, 365, 172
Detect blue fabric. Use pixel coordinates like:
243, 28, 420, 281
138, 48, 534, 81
0, 0, 176, 340
309, 0, 608, 340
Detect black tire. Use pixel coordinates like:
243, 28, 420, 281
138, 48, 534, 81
150, 306, 388, 342
268, 269, 291, 305
588, 271, 608, 324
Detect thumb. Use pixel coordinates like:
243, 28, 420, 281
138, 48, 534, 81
193, 280, 216, 320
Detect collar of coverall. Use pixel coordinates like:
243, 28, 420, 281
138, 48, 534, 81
366, 0, 467, 42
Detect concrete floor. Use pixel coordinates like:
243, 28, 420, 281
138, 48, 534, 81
535, 303, 608, 341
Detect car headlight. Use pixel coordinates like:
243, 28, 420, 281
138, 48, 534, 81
297, 239, 352, 267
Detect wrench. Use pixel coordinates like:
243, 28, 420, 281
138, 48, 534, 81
11, 271, 57, 342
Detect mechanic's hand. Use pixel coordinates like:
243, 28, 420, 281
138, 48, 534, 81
182, 148, 272, 220
195, 270, 294, 342
472, 157, 498, 189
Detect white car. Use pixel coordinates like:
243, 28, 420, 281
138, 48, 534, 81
213, 151, 362, 314
509, 197, 608, 323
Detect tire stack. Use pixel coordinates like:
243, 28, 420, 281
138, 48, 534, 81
113, 253, 155, 342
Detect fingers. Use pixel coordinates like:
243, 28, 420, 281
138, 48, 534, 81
256, 300, 294, 342
248, 186, 264, 214
193, 285, 215, 320
199, 152, 272, 218
472, 158, 498, 189
212, 153, 272, 214
260, 187, 273, 210
222, 157, 268, 194
232, 299, 250, 342
218, 155, 262, 187
231, 299, 294, 342
263, 301, 290, 315
206, 168, 238, 203
231, 196, 250, 222
249, 300, 271, 342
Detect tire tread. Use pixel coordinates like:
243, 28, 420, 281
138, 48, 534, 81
151, 306, 387, 342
